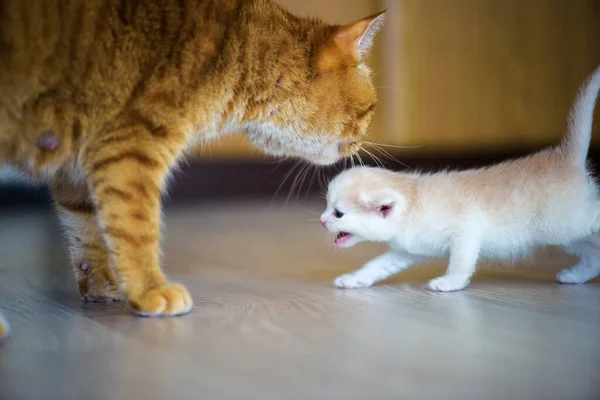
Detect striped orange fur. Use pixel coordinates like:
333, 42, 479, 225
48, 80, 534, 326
0, 0, 385, 319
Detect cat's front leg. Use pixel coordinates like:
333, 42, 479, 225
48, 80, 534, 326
51, 175, 124, 302
334, 251, 422, 289
428, 237, 480, 292
85, 127, 192, 317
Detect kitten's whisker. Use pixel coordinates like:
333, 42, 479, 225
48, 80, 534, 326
301, 206, 320, 215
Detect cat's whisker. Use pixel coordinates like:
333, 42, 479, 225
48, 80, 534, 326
295, 162, 311, 201
365, 143, 413, 170
305, 165, 320, 200
300, 162, 313, 199
356, 152, 365, 167
288, 160, 312, 203
286, 161, 305, 203
363, 140, 425, 150
361, 147, 385, 168
271, 160, 302, 206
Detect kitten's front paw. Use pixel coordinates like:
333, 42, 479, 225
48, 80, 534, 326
77, 262, 125, 302
556, 268, 589, 284
129, 283, 193, 317
334, 274, 373, 289
428, 274, 470, 292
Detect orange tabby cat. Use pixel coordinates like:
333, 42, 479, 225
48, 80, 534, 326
0, 0, 384, 326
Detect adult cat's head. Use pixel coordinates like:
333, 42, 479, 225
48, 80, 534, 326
243, 7, 385, 166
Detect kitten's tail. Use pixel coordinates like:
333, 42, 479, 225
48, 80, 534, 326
561, 65, 600, 169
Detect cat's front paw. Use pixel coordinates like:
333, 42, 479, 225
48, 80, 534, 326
77, 262, 125, 302
334, 274, 373, 289
556, 268, 589, 284
129, 283, 193, 317
427, 274, 470, 292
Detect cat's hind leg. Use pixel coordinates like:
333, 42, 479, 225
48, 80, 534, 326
557, 234, 600, 284
334, 251, 423, 289
51, 174, 124, 302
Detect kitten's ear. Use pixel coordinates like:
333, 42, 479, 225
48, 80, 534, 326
360, 188, 403, 218
335, 11, 385, 60
315, 11, 385, 73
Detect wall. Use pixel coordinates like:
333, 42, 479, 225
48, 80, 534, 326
381, 0, 600, 152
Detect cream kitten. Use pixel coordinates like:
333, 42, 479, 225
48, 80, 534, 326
321, 66, 600, 292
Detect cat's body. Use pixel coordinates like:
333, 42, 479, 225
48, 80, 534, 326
321, 65, 600, 292
0, 0, 384, 336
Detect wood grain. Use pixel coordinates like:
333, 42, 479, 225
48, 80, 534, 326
0, 201, 599, 399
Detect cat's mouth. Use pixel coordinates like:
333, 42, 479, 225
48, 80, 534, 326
334, 232, 353, 246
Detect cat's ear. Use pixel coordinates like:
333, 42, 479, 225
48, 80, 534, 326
334, 11, 385, 60
315, 11, 385, 73
360, 188, 403, 218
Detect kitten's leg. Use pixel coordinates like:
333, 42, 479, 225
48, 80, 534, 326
50, 176, 123, 302
85, 129, 192, 317
557, 235, 600, 284
428, 237, 480, 292
334, 251, 422, 289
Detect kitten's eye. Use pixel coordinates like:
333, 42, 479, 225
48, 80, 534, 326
334, 209, 344, 218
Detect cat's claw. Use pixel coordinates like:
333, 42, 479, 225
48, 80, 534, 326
427, 274, 470, 292
129, 283, 193, 317
334, 274, 373, 289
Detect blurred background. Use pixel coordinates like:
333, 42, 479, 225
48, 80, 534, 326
1, 0, 600, 206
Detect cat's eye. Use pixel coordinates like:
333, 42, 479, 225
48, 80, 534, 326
334, 209, 344, 218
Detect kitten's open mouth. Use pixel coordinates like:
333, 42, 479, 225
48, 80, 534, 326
334, 232, 353, 246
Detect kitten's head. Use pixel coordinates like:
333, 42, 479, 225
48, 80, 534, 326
320, 166, 406, 247
245, 10, 385, 165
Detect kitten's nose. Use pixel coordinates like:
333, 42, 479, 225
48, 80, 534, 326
320, 219, 326, 228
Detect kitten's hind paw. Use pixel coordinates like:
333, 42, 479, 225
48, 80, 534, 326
428, 274, 470, 292
556, 268, 594, 284
129, 283, 193, 317
334, 274, 373, 289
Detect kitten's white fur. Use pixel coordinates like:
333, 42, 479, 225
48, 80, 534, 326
321, 65, 600, 291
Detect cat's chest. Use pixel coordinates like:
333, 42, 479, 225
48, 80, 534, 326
389, 230, 451, 257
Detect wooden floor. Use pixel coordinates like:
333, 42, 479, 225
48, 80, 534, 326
0, 199, 599, 400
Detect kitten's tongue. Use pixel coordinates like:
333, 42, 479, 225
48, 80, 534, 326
334, 232, 352, 246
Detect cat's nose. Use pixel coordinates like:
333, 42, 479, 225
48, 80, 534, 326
320, 219, 326, 227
